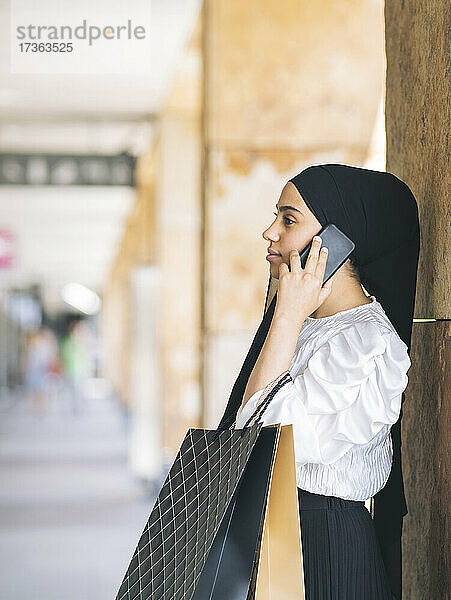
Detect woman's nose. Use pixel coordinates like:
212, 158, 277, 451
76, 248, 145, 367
262, 224, 279, 242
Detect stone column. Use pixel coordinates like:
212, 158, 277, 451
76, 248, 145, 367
385, 1, 450, 597
103, 22, 203, 461
101, 151, 155, 408
154, 25, 203, 456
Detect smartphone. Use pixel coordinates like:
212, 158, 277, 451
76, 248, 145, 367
298, 223, 355, 285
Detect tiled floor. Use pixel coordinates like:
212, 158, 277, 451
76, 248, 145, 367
0, 387, 156, 600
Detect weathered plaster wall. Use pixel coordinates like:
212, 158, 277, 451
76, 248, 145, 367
203, 0, 386, 427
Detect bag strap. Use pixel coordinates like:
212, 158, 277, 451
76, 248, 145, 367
228, 370, 293, 430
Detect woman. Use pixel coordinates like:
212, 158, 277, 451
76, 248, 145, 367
217, 164, 420, 600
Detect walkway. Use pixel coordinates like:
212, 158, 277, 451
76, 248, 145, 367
0, 386, 155, 600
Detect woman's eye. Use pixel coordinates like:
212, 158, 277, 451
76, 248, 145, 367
273, 211, 294, 226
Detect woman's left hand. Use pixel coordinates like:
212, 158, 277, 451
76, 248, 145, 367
274, 236, 333, 330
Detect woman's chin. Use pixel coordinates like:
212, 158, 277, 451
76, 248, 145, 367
269, 264, 280, 279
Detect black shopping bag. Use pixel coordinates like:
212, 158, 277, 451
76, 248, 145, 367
115, 378, 305, 600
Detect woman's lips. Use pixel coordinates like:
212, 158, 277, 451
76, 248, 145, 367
266, 253, 281, 261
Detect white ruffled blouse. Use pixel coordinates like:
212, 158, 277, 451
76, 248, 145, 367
234, 295, 411, 501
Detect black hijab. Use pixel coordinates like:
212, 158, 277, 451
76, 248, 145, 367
217, 164, 420, 600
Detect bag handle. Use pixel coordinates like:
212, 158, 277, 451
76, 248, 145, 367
229, 370, 292, 431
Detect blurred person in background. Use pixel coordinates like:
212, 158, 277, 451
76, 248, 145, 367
23, 326, 59, 414
60, 320, 93, 416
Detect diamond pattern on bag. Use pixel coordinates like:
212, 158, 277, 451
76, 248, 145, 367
116, 423, 263, 600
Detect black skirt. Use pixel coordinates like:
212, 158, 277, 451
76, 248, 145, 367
297, 488, 392, 600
